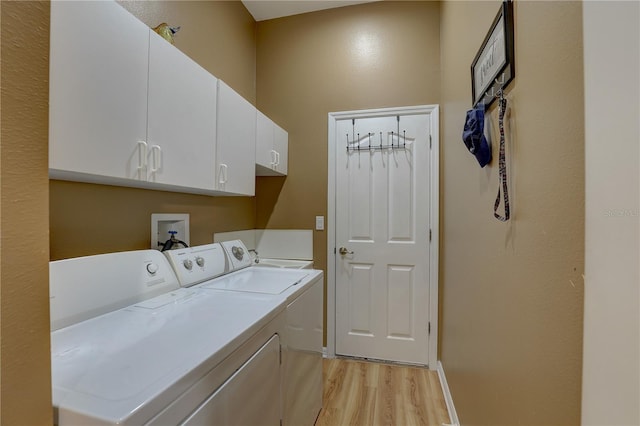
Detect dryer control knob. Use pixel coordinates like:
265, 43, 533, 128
146, 263, 159, 274
183, 259, 193, 270
195, 256, 205, 267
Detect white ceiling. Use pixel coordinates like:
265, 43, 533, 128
242, 1, 377, 22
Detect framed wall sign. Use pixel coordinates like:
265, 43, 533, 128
471, 0, 515, 108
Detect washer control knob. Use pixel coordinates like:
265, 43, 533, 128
232, 246, 245, 261
195, 256, 205, 267
146, 263, 159, 274
183, 259, 193, 270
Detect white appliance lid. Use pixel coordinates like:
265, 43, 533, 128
51, 289, 284, 425
200, 268, 309, 294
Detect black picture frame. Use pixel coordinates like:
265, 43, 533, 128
470, 0, 515, 108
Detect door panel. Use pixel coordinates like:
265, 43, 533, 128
387, 265, 414, 339
388, 149, 415, 241
348, 153, 374, 241
335, 113, 430, 365
348, 263, 374, 335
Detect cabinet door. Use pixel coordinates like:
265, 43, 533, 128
49, 0, 149, 181
256, 112, 288, 177
256, 110, 275, 173
273, 122, 289, 175
216, 81, 256, 195
147, 31, 217, 191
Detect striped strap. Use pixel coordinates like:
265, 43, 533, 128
494, 94, 510, 221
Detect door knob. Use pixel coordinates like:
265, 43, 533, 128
339, 247, 354, 255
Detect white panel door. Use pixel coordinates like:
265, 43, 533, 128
335, 113, 431, 365
216, 81, 256, 195
49, 0, 149, 181
147, 31, 218, 191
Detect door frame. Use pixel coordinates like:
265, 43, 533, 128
326, 105, 440, 368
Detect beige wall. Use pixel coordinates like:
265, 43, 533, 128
440, 1, 585, 425
582, 2, 639, 424
51, 1, 258, 260
0, 1, 53, 424
118, 0, 256, 104
255, 0, 441, 342
50, 182, 256, 259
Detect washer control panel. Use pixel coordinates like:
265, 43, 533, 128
164, 243, 227, 287
220, 240, 252, 272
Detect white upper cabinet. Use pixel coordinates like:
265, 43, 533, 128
216, 81, 256, 195
147, 31, 218, 192
50, 0, 259, 196
256, 111, 275, 173
49, 0, 150, 181
256, 111, 288, 176
273, 122, 288, 175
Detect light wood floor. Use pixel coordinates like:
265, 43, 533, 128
315, 357, 451, 426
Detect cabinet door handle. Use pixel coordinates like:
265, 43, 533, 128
270, 150, 277, 168
137, 141, 148, 181
150, 145, 162, 174
218, 163, 228, 186
275, 151, 280, 167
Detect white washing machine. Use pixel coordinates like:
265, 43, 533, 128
50, 241, 322, 425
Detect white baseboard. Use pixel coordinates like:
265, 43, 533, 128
437, 361, 460, 426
